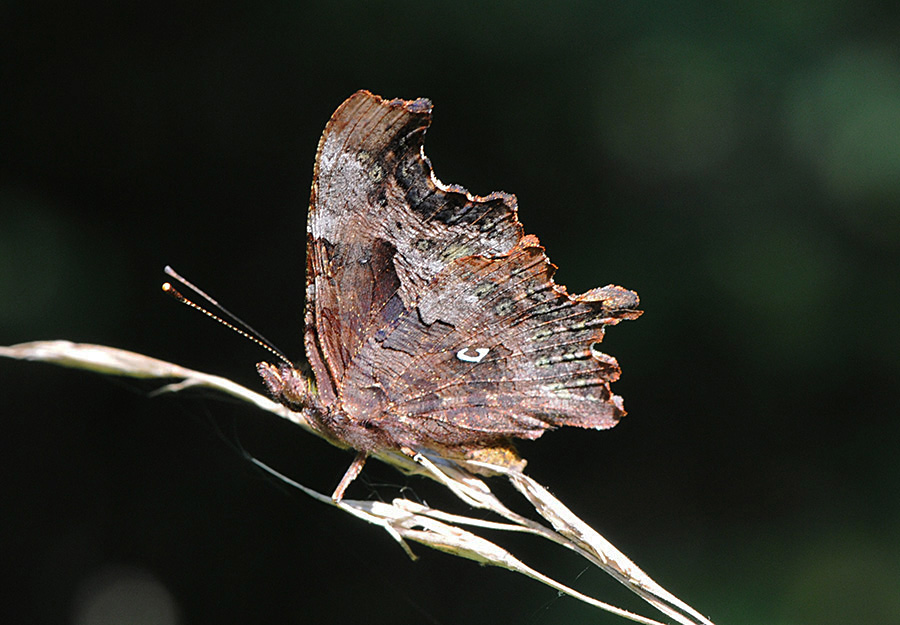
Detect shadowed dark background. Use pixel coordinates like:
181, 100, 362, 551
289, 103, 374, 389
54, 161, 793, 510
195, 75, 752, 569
2, 2, 899, 624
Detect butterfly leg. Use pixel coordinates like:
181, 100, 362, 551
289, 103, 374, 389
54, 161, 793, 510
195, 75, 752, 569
332, 451, 368, 502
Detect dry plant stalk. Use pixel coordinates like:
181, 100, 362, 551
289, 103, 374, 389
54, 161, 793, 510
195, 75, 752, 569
1, 340, 715, 625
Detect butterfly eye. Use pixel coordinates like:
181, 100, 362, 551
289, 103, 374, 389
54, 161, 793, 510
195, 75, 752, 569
456, 347, 490, 363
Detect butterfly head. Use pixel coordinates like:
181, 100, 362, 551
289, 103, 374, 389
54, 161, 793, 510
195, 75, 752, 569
257, 361, 314, 412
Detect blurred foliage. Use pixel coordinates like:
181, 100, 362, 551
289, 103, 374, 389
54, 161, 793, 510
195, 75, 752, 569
2, 1, 898, 624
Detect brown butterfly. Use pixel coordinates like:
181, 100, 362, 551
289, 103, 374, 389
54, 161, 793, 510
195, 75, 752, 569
257, 91, 641, 500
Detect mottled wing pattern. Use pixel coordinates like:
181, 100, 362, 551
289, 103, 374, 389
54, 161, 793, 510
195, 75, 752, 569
341, 236, 640, 447
306, 90, 640, 450
306, 91, 523, 404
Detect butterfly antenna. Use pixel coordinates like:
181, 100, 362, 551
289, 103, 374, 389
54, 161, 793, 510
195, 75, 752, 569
162, 265, 294, 368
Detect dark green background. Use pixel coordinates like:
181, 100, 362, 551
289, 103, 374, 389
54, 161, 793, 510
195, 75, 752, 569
3, 2, 899, 624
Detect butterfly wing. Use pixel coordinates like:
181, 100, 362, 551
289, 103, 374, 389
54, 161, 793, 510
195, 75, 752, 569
305, 91, 640, 449
306, 91, 525, 404
340, 236, 641, 448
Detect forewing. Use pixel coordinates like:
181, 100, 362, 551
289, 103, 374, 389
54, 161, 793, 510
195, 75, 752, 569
305, 91, 524, 403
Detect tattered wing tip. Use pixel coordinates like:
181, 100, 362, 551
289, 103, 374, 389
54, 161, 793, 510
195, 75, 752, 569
343, 89, 433, 121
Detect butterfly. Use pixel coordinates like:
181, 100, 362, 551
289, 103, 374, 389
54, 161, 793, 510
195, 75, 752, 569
257, 91, 641, 500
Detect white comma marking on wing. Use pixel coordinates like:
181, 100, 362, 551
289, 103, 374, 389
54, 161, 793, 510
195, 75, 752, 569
455, 347, 490, 363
